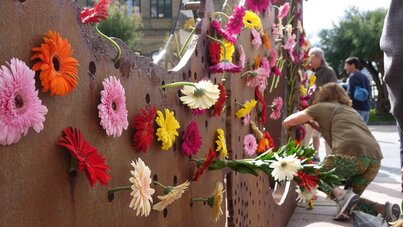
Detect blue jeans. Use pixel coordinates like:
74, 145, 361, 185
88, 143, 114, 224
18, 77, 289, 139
357, 110, 369, 124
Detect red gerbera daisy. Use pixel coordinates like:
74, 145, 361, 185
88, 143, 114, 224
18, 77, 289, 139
192, 148, 216, 181
56, 127, 111, 187
80, 0, 112, 24
213, 83, 227, 117
182, 121, 202, 157
255, 87, 267, 126
209, 41, 221, 65
296, 171, 319, 191
132, 106, 157, 153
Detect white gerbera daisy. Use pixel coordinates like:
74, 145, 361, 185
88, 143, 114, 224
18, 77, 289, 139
269, 153, 302, 181
180, 80, 220, 109
296, 186, 317, 204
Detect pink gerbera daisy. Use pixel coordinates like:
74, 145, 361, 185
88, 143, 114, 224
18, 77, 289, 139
270, 97, 283, 120
226, 6, 246, 35
209, 61, 242, 74
243, 134, 258, 156
98, 76, 128, 137
246, 0, 270, 13
0, 58, 48, 145
181, 121, 202, 157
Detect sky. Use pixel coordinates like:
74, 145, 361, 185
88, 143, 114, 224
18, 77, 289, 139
303, 0, 391, 45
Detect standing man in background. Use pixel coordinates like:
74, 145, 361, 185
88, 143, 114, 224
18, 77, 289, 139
380, 0, 403, 192
303, 48, 338, 161
345, 57, 371, 124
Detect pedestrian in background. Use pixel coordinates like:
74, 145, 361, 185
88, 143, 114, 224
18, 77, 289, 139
345, 57, 371, 124
304, 48, 338, 161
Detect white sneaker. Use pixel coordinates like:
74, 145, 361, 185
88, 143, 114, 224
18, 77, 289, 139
384, 201, 400, 223
334, 189, 360, 220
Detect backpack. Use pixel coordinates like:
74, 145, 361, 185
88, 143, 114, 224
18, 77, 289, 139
354, 86, 369, 102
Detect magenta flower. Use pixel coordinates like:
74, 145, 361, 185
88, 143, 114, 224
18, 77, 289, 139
243, 134, 257, 156
98, 76, 129, 137
209, 61, 242, 74
211, 20, 236, 44
246, 0, 270, 13
278, 3, 290, 20
251, 29, 262, 49
226, 6, 246, 35
0, 58, 48, 145
270, 97, 283, 120
273, 66, 282, 76
192, 108, 206, 116
181, 121, 202, 157
246, 72, 260, 88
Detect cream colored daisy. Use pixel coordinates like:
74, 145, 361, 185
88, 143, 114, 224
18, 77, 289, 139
269, 153, 302, 181
129, 158, 155, 217
296, 186, 317, 204
180, 80, 220, 109
153, 181, 190, 211
208, 182, 225, 222
215, 128, 227, 158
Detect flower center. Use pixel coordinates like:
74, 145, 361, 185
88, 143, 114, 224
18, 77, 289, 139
112, 102, 117, 111
193, 88, 205, 97
52, 56, 61, 72
14, 94, 24, 109
280, 162, 287, 168
247, 20, 252, 24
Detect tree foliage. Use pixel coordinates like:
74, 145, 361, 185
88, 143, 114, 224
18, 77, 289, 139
98, 1, 143, 49
318, 7, 390, 115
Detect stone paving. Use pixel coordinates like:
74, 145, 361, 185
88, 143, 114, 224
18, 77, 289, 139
287, 125, 402, 227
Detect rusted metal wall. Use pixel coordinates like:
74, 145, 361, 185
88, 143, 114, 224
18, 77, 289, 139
0, 0, 298, 226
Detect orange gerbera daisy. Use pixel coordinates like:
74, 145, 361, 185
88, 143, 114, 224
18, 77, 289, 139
31, 31, 79, 96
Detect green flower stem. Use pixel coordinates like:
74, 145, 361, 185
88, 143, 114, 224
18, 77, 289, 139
160, 82, 198, 89
286, 16, 295, 26
269, 76, 276, 93
178, 27, 196, 57
95, 24, 121, 64
108, 185, 131, 197
234, 102, 245, 107
240, 70, 255, 78
214, 11, 230, 19
206, 35, 227, 62
153, 180, 167, 190
275, 75, 281, 89
191, 198, 208, 203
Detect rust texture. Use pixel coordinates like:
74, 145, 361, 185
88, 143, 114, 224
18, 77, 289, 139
0, 0, 299, 226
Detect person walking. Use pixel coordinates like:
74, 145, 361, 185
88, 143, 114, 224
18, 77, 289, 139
380, 0, 403, 192
304, 48, 338, 161
345, 57, 371, 124
283, 83, 400, 222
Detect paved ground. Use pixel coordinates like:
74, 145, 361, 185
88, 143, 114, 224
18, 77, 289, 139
287, 125, 402, 227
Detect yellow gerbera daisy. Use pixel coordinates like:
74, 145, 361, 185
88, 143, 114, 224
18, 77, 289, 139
208, 182, 225, 222
235, 99, 257, 118
309, 75, 317, 87
215, 129, 227, 158
155, 109, 180, 150
220, 39, 235, 62
243, 11, 262, 31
